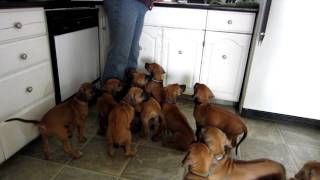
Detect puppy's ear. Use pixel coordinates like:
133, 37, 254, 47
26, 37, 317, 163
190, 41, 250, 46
194, 83, 200, 90
161, 66, 166, 74
208, 88, 215, 99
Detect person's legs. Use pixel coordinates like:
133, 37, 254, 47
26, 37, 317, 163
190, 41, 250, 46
102, 0, 139, 83
127, 2, 148, 70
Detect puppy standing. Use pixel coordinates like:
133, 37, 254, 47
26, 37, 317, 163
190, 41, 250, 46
189, 126, 286, 180
161, 84, 195, 151
290, 161, 320, 180
145, 63, 165, 103
193, 83, 247, 154
107, 87, 147, 157
96, 79, 123, 134
5, 83, 95, 160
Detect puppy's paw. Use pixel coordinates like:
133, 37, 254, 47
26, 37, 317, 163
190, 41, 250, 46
44, 154, 52, 160
126, 151, 136, 157
79, 137, 87, 143
74, 151, 83, 159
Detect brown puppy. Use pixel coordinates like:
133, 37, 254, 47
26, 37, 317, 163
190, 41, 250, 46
129, 70, 164, 140
197, 126, 286, 180
96, 79, 123, 134
290, 161, 320, 180
193, 83, 247, 154
145, 63, 165, 103
107, 87, 146, 157
182, 143, 213, 180
161, 84, 195, 151
5, 83, 95, 160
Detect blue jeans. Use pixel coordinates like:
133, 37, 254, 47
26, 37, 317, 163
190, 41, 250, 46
102, 0, 148, 83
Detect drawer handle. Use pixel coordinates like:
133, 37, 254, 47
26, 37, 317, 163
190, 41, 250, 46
26, 86, 33, 93
178, 50, 183, 54
227, 20, 233, 25
20, 53, 28, 60
14, 22, 23, 29
222, 55, 228, 59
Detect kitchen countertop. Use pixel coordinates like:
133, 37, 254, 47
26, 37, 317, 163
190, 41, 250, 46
0, 1, 258, 13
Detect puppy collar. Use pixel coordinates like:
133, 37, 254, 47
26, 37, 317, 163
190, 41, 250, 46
215, 154, 225, 161
151, 79, 163, 83
189, 168, 211, 178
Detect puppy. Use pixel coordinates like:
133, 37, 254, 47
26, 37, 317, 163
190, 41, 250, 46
107, 87, 147, 157
5, 83, 95, 160
193, 83, 247, 155
197, 126, 286, 180
290, 161, 320, 180
128, 70, 164, 140
96, 79, 123, 134
161, 84, 195, 151
182, 143, 213, 180
145, 63, 165, 103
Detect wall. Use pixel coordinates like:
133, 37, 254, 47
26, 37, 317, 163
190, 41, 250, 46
242, 0, 320, 120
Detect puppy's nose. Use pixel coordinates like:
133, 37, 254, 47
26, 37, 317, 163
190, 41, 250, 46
180, 85, 186, 92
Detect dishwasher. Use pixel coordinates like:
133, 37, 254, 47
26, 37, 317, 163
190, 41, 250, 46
46, 8, 100, 103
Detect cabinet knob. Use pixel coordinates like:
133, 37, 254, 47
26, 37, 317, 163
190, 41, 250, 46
178, 50, 183, 54
14, 22, 23, 29
222, 55, 227, 59
26, 86, 33, 93
20, 53, 28, 60
227, 20, 233, 25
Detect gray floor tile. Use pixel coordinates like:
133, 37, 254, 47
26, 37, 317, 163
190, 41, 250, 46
245, 118, 284, 144
68, 137, 134, 176
0, 156, 62, 180
240, 138, 297, 172
288, 144, 320, 169
278, 123, 320, 148
54, 166, 117, 180
121, 145, 186, 180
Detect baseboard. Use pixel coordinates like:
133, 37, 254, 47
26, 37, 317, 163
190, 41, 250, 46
241, 108, 320, 128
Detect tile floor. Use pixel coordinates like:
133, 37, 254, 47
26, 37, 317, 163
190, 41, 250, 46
0, 99, 319, 180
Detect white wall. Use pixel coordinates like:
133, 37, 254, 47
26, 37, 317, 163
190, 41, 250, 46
242, 0, 320, 120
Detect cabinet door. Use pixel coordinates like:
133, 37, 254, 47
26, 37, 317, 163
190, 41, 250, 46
162, 28, 204, 94
138, 26, 162, 73
201, 31, 251, 102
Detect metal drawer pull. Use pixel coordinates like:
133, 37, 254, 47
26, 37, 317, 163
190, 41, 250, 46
178, 50, 183, 54
222, 55, 227, 59
14, 22, 23, 29
20, 53, 28, 60
26, 86, 33, 93
227, 20, 233, 25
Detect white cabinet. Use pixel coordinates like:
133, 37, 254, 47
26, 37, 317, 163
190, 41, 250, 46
138, 26, 163, 72
162, 28, 204, 94
200, 31, 251, 102
0, 8, 55, 163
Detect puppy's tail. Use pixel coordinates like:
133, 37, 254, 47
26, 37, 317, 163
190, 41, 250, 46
5, 118, 40, 124
235, 125, 247, 155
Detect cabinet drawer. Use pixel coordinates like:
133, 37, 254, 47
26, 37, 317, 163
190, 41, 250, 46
0, 8, 46, 42
0, 36, 51, 78
0, 62, 54, 120
144, 7, 207, 30
206, 10, 255, 34
0, 94, 55, 159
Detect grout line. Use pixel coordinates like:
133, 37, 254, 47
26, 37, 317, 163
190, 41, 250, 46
49, 165, 65, 180
275, 123, 299, 171
62, 164, 120, 179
